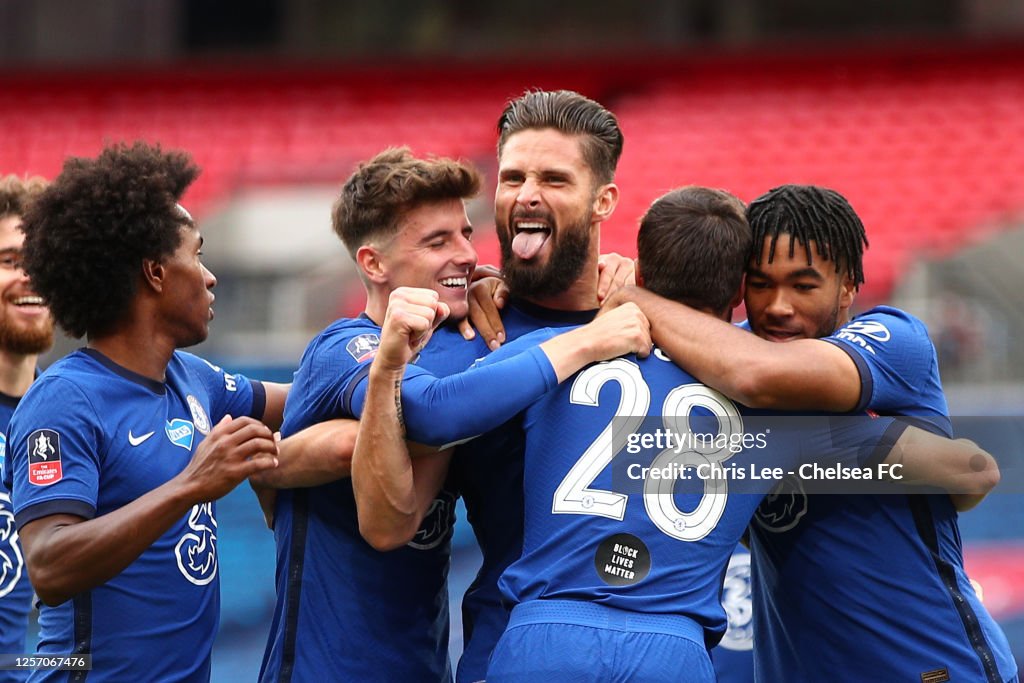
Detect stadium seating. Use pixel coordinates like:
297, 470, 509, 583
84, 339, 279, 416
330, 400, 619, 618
3, 46, 1024, 303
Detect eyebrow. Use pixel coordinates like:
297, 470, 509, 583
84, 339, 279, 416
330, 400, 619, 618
418, 229, 451, 245
748, 266, 825, 281
499, 166, 575, 179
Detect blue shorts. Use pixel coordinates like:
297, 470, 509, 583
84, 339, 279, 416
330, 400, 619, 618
486, 600, 714, 683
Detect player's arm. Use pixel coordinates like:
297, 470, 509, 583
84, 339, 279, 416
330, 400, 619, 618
246, 418, 357, 529
881, 427, 1000, 511
603, 286, 860, 411
353, 345, 452, 549
250, 419, 359, 490
366, 288, 651, 447
260, 381, 290, 432
20, 415, 278, 606
351, 285, 454, 550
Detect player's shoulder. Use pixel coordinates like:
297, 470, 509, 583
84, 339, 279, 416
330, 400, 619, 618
831, 305, 931, 353
168, 351, 249, 394
13, 356, 100, 426
170, 350, 224, 376
846, 304, 927, 334
307, 316, 382, 364
27, 350, 113, 397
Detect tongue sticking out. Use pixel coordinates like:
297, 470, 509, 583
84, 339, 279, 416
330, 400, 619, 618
512, 231, 550, 260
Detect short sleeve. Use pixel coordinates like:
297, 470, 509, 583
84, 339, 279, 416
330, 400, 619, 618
176, 352, 262, 422
8, 377, 102, 528
824, 307, 949, 430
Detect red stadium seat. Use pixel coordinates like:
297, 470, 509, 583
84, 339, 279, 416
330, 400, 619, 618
3, 49, 1024, 303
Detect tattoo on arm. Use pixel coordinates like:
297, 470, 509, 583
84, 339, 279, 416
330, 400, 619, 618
394, 377, 405, 434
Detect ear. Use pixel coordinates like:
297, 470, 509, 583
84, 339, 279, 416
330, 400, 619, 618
633, 258, 644, 288
141, 259, 165, 294
356, 245, 388, 285
591, 182, 619, 224
839, 275, 856, 312
729, 274, 746, 311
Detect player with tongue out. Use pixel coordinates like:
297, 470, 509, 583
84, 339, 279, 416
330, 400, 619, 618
448, 89, 630, 683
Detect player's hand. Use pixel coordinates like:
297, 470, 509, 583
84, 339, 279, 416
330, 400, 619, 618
597, 284, 640, 317
459, 276, 508, 349
597, 253, 636, 304
179, 415, 280, 503
583, 302, 652, 360
379, 287, 450, 371
471, 263, 503, 282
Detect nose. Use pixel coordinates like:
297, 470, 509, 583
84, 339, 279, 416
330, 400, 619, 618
515, 177, 542, 209
764, 289, 794, 319
453, 234, 477, 269
203, 263, 217, 289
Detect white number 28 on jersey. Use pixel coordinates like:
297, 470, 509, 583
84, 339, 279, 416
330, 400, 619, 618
552, 358, 742, 542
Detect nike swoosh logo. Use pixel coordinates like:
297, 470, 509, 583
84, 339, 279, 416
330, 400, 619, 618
128, 430, 155, 447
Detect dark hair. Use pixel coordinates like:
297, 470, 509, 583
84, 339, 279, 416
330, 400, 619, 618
0, 175, 48, 220
333, 147, 482, 258
638, 186, 751, 314
747, 185, 868, 287
497, 90, 623, 184
21, 141, 198, 339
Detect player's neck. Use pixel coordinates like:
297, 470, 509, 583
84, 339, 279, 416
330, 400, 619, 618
524, 257, 601, 312
364, 289, 388, 326
89, 331, 176, 383
0, 349, 38, 397
833, 310, 853, 332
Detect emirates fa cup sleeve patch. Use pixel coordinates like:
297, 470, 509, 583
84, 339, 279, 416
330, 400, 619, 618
27, 429, 63, 486
346, 334, 380, 362
594, 533, 651, 586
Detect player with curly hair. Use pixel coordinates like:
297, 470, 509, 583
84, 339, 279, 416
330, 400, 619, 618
3, 142, 286, 682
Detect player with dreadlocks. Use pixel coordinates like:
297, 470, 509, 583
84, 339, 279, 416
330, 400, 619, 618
598, 183, 1016, 683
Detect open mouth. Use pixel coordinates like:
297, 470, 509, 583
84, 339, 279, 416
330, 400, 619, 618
439, 276, 468, 289
511, 221, 552, 260
10, 295, 46, 310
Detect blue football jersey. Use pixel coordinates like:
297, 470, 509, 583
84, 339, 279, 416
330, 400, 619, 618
4, 348, 263, 683
710, 548, 754, 683
0, 392, 31, 683
751, 306, 1017, 683
487, 331, 901, 649
260, 315, 558, 683
451, 299, 596, 683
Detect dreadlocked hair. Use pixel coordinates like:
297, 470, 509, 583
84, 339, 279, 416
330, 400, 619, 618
747, 185, 868, 288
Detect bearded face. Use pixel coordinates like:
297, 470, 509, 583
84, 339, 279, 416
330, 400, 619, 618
0, 216, 53, 356
494, 129, 603, 301
497, 203, 593, 300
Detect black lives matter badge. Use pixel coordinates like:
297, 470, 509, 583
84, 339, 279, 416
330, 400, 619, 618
594, 533, 651, 586
27, 429, 62, 486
